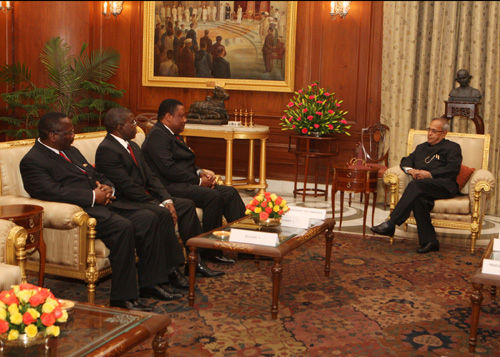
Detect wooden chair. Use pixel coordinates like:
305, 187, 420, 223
135, 112, 158, 134
361, 122, 390, 209
383, 130, 495, 254
271, 40, 285, 67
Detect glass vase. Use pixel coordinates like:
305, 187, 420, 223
0, 333, 51, 356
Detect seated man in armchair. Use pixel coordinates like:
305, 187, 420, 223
370, 117, 462, 254
142, 99, 246, 262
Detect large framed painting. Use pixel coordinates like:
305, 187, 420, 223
142, 1, 297, 92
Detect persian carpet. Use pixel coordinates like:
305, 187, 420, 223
31, 232, 500, 356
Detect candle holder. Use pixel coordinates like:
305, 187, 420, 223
249, 109, 254, 127
244, 109, 248, 127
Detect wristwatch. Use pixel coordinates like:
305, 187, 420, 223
160, 199, 173, 207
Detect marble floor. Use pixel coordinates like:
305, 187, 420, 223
238, 181, 500, 251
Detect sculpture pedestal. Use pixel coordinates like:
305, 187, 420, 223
443, 101, 483, 134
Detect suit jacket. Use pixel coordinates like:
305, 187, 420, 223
212, 57, 231, 78
142, 121, 201, 187
19, 140, 133, 222
95, 134, 172, 205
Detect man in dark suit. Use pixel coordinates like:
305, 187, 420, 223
95, 107, 224, 278
370, 118, 462, 254
20, 112, 182, 311
142, 99, 246, 260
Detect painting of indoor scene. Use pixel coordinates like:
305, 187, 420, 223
153, 1, 288, 80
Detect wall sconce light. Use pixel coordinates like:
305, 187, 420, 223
330, 1, 351, 20
103, 1, 123, 19
0, 1, 12, 13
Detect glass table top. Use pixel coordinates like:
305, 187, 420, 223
201, 216, 324, 247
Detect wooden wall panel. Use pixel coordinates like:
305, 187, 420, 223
0, 1, 383, 185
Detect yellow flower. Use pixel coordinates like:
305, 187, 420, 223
25, 324, 38, 338
283, 206, 289, 212
56, 309, 68, 323
16, 290, 32, 304
11, 285, 20, 294
270, 193, 277, 201
254, 207, 262, 213
27, 308, 40, 320
46, 325, 60, 337
0, 301, 5, 309
8, 304, 19, 315
255, 195, 264, 202
9, 312, 23, 325
268, 202, 273, 208
42, 300, 57, 314
7, 329, 19, 341
280, 200, 287, 207
273, 205, 280, 212
245, 209, 252, 215
0, 308, 6, 320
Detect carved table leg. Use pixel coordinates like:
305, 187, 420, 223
188, 247, 198, 307
469, 282, 484, 353
363, 192, 369, 238
152, 327, 169, 356
324, 228, 334, 277
271, 259, 283, 319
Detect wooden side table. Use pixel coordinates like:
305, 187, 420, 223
331, 167, 378, 237
0, 204, 45, 286
469, 239, 499, 352
288, 135, 338, 202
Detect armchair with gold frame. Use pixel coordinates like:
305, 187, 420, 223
383, 130, 495, 254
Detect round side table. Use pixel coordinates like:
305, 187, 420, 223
0, 204, 45, 287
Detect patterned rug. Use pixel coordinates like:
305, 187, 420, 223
31, 232, 500, 356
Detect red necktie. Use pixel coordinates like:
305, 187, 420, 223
59, 151, 71, 162
127, 144, 139, 166
60, 151, 86, 174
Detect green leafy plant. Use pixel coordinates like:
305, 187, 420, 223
0, 36, 124, 138
280, 82, 350, 136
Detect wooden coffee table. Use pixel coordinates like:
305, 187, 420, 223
186, 216, 336, 319
47, 302, 170, 356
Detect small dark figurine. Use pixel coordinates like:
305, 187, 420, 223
448, 69, 482, 102
187, 86, 230, 124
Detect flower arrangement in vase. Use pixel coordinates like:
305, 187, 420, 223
0, 284, 68, 341
245, 192, 290, 226
280, 82, 351, 136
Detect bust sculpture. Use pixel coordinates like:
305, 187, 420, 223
448, 69, 482, 102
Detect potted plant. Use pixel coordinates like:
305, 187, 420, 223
280, 82, 350, 137
0, 36, 124, 139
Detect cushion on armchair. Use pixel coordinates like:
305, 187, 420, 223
456, 164, 476, 191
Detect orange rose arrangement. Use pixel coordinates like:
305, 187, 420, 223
245, 192, 290, 221
0, 284, 68, 341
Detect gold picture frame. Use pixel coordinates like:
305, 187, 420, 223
142, 1, 297, 92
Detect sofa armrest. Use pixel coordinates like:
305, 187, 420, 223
0, 195, 85, 229
468, 169, 495, 213
383, 166, 410, 211
0, 219, 28, 285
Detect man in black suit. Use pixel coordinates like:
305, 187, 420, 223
370, 118, 462, 254
20, 112, 182, 311
141, 99, 246, 259
95, 107, 224, 277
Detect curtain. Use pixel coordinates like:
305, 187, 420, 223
381, 1, 500, 215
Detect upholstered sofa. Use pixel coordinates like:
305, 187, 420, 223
0, 128, 201, 302
383, 130, 495, 254
0, 219, 28, 291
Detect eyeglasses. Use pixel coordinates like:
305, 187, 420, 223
53, 129, 75, 135
121, 119, 137, 126
426, 128, 444, 134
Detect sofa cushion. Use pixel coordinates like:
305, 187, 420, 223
456, 164, 476, 191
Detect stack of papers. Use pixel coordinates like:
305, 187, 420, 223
482, 238, 500, 275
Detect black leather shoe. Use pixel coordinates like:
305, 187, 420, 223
168, 267, 190, 289
370, 221, 396, 236
417, 241, 440, 254
185, 260, 225, 277
110, 299, 152, 312
139, 285, 183, 301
